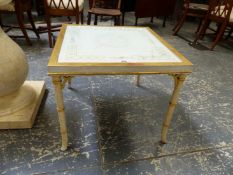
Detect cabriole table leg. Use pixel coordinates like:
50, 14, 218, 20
52, 76, 68, 151
161, 74, 187, 144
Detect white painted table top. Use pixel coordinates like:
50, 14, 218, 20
58, 26, 182, 63
48, 25, 193, 75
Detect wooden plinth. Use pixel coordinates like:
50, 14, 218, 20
0, 81, 45, 129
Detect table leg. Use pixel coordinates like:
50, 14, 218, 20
161, 74, 187, 144
68, 78, 72, 88
135, 75, 140, 86
64, 76, 73, 89
52, 76, 68, 151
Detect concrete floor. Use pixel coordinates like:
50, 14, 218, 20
0, 9, 233, 175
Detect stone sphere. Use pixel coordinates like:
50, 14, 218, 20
0, 27, 28, 97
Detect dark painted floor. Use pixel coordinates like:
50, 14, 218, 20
1, 7, 233, 175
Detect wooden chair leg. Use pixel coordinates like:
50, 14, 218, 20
199, 20, 210, 40
45, 14, 53, 48
122, 12, 125, 25
16, 12, 32, 46
210, 23, 227, 50
87, 13, 91, 25
150, 17, 153, 23
100, 15, 104, 21
94, 15, 98, 25
135, 17, 138, 26
163, 16, 167, 27
114, 16, 120, 26
193, 19, 210, 44
195, 18, 203, 34
67, 16, 72, 21
80, 11, 84, 24
135, 75, 140, 86
213, 23, 221, 40
173, 13, 187, 35
118, 16, 121, 26
172, 15, 182, 31
27, 10, 40, 39
76, 14, 80, 24
114, 16, 117, 26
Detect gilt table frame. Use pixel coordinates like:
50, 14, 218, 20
48, 24, 193, 151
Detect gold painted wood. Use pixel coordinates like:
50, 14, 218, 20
52, 76, 68, 151
48, 24, 193, 75
66, 76, 73, 88
161, 74, 186, 144
61, 76, 74, 89
48, 25, 193, 151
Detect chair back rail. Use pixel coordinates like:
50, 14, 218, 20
44, 0, 80, 16
47, 0, 75, 9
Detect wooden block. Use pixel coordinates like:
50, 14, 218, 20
0, 81, 46, 129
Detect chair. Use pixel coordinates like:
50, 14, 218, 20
192, 0, 233, 50
0, 0, 40, 45
44, 0, 84, 47
173, 0, 209, 35
134, 0, 177, 27
87, 0, 122, 26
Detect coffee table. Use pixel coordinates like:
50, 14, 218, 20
48, 24, 193, 151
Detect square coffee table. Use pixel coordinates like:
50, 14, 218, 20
48, 24, 193, 151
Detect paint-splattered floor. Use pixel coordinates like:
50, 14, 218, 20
1, 9, 233, 175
